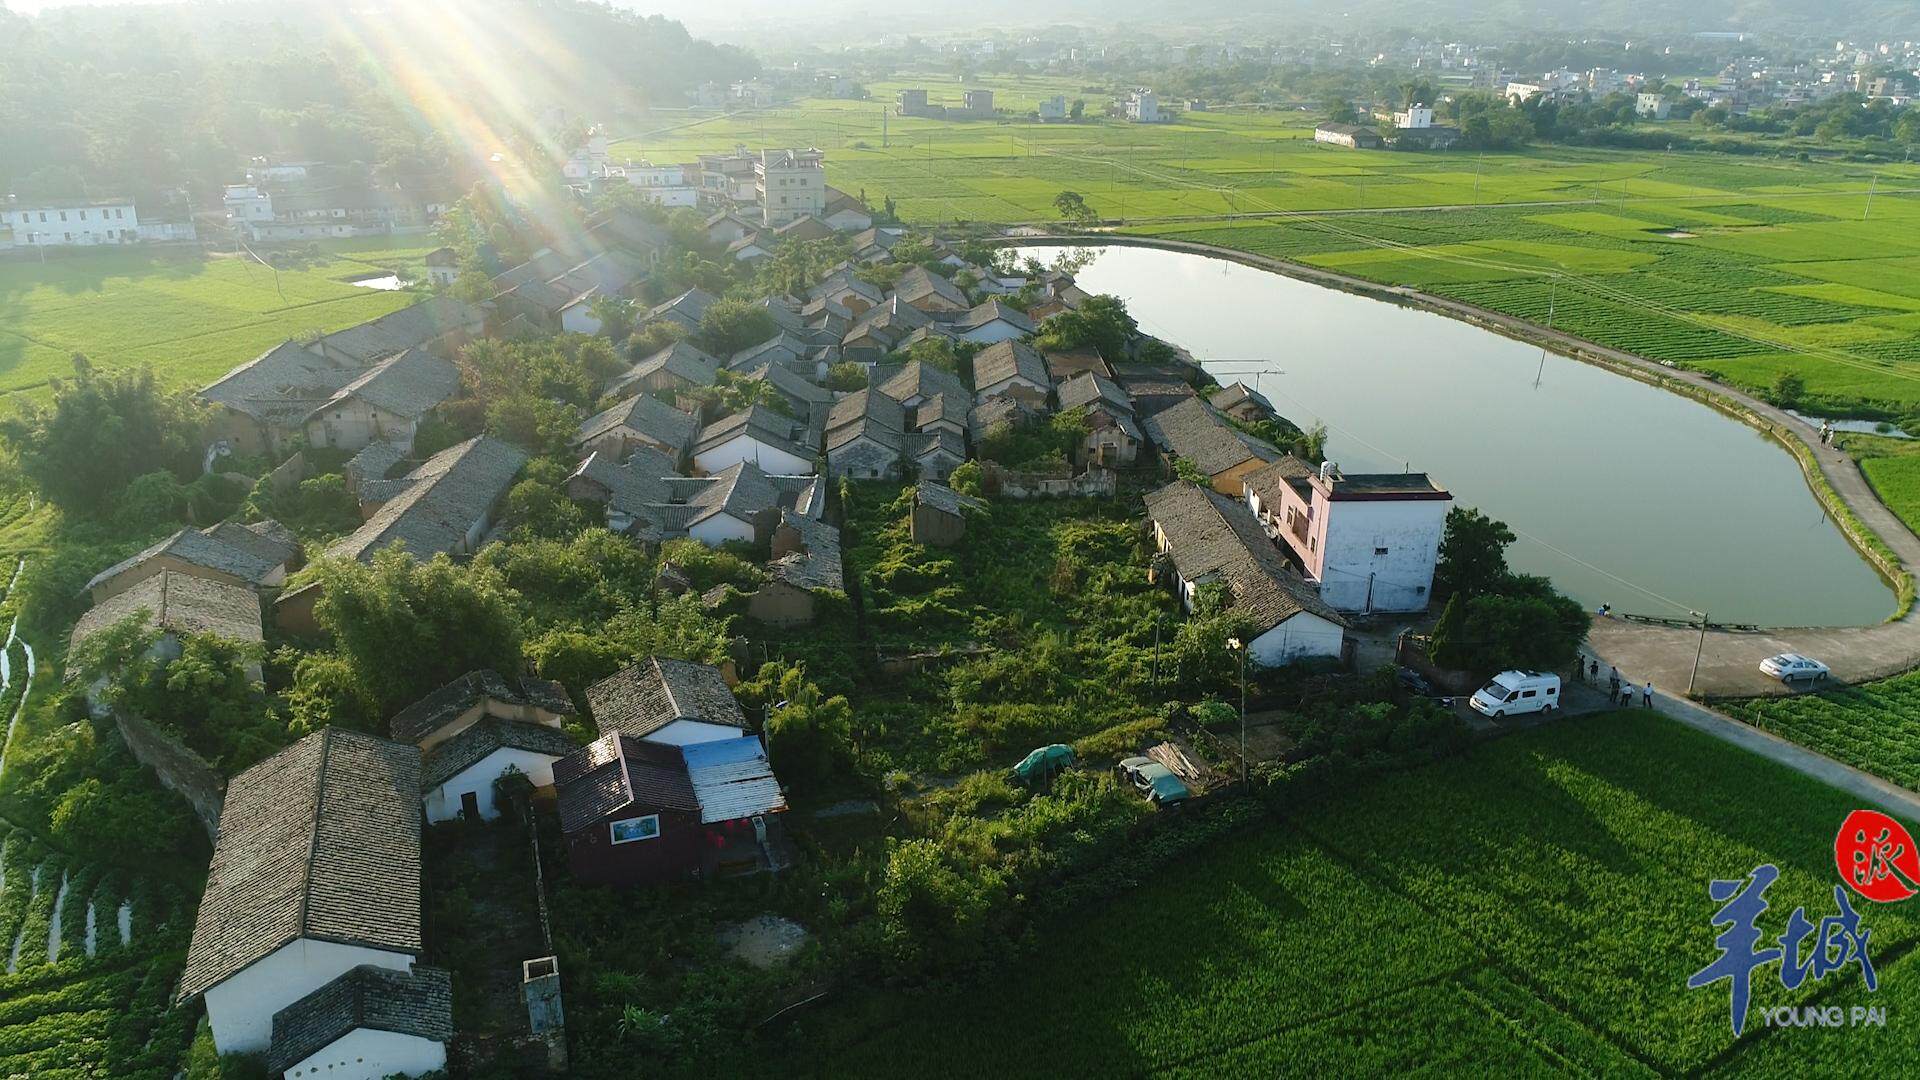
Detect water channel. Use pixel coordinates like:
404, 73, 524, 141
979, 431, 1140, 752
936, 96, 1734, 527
1013, 243, 1895, 627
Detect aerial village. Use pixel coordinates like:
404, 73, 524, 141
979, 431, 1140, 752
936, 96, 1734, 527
61, 135, 1456, 1076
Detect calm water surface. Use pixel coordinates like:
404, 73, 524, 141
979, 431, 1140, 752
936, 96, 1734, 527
1016, 244, 1894, 627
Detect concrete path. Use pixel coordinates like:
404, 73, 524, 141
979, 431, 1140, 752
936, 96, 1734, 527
1650, 689, 1920, 822
1027, 233, 1920, 699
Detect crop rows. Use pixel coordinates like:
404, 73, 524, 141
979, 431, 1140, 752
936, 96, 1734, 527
767, 713, 1914, 1076
1719, 673, 1920, 792
0, 824, 196, 1077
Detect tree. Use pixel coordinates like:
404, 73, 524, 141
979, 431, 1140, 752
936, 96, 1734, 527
1772, 371, 1807, 409
1037, 293, 1137, 360
1052, 190, 1095, 225
1434, 507, 1516, 600
0, 355, 204, 517
1427, 593, 1470, 670
694, 297, 777, 356
738, 661, 853, 792
587, 295, 637, 343
1324, 96, 1358, 125
1458, 584, 1587, 673
311, 548, 525, 711
1069, 99, 1085, 120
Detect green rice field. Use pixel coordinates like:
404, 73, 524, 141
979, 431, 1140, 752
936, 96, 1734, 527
621, 81, 1920, 416
760, 712, 1920, 1078
0, 239, 433, 396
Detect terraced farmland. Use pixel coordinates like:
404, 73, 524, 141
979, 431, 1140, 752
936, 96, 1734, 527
0, 824, 196, 1079
757, 712, 1920, 1077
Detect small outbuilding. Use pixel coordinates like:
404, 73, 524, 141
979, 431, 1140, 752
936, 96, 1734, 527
268, 964, 453, 1080
910, 480, 987, 547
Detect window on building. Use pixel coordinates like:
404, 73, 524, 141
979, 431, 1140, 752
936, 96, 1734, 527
58, 211, 67, 221
1374, 546, 1389, 556
78, 210, 87, 220
609, 814, 661, 844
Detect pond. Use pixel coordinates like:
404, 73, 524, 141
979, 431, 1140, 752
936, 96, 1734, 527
1013, 243, 1895, 628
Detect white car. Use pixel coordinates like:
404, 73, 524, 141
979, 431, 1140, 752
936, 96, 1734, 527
1760, 653, 1830, 683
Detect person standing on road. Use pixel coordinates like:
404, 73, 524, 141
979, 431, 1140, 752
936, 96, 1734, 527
1589, 659, 1599, 683
1609, 668, 1620, 699
1642, 681, 1654, 708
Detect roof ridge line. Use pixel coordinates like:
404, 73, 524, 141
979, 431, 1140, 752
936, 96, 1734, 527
296, 727, 333, 940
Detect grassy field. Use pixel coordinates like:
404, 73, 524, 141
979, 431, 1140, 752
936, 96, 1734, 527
619, 85, 1920, 416
760, 712, 1920, 1077
0, 238, 435, 396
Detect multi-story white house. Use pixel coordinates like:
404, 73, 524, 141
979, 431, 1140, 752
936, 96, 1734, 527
1393, 104, 1435, 128
1125, 89, 1162, 122
1, 197, 139, 247
1636, 93, 1672, 119
1244, 458, 1452, 614
755, 148, 826, 227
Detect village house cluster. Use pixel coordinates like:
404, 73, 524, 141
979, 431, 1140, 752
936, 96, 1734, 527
54, 137, 1463, 1077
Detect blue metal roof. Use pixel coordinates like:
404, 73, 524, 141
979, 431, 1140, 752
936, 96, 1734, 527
681, 736, 787, 824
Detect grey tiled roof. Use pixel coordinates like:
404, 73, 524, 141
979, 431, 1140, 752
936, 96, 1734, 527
970, 340, 1048, 396
646, 287, 719, 329
914, 480, 987, 518
267, 964, 453, 1074
1243, 455, 1319, 507
305, 347, 459, 423
345, 440, 409, 488
553, 734, 698, 833
1140, 396, 1280, 477
733, 360, 835, 410
68, 570, 264, 657
179, 728, 424, 1001
1143, 481, 1345, 635
955, 300, 1035, 337
625, 342, 721, 390
85, 521, 296, 594
420, 716, 580, 790
873, 359, 968, 408
327, 436, 528, 563
314, 297, 483, 364
390, 669, 577, 745
728, 332, 812, 371
769, 511, 843, 593
892, 265, 967, 309
1210, 381, 1277, 416
587, 656, 748, 740
1056, 370, 1133, 414
199, 341, 356, 425
694, 405, 816, 462
575, 395, 700, 454
969, 396, 1041, 440
807, 269, 885, 307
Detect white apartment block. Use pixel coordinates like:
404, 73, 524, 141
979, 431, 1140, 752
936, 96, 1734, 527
1, 198, 139, 247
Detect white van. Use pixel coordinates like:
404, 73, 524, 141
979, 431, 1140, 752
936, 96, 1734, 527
1469, 670, 1561, 718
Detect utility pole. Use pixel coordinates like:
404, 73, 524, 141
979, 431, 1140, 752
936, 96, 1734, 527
1687, 610, 1709, 697
882, 106, 888, 149
1227, 637, 1248, 783
1865, 174, 1878, 220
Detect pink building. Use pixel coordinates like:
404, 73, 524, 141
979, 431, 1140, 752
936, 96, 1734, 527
1244, 457, 1452, 614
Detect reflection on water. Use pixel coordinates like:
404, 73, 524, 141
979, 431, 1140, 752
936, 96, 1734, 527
1015, 244, 1893, 627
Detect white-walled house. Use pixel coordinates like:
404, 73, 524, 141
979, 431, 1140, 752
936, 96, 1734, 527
268, 965, 452, 1080
692, 405, 817, 476
179, 729, 431, 1056
2, 197, 139, 246
1244, 458, 1451, 614
420, 717, 579, 823
1144, 481, 1347, 666
589, 656, 753, 746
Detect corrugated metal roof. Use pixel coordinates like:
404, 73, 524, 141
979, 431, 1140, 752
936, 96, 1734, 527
681, 736, 786, 824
